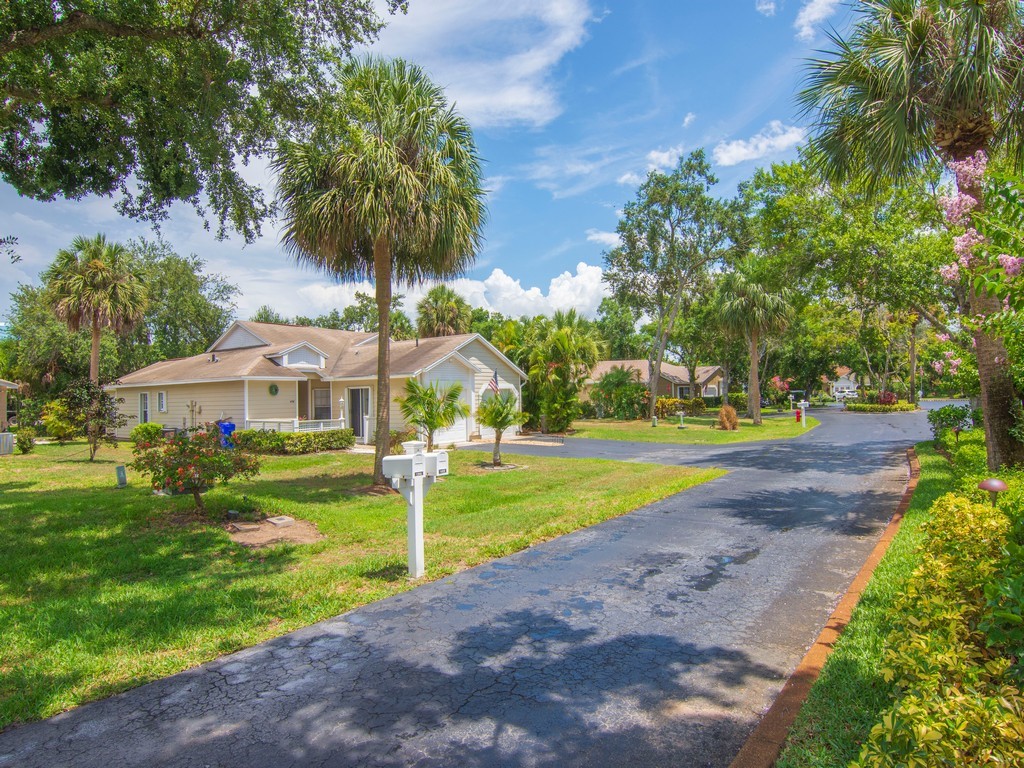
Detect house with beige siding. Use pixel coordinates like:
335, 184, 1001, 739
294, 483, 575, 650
584, 360, 725, 400
108, 321, 525, 444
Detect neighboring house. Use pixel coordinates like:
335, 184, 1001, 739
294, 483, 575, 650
585, 360, 725, 400
825, 366, 861, 395
108, 321, 525, 444
0, 379, 17, 431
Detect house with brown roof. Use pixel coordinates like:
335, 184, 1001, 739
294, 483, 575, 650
109, 321, 525, 444
585, 360, 725, 399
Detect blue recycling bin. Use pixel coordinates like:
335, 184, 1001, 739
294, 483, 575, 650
217, 420, 237, 448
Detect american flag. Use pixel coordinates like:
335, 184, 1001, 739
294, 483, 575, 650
487, 370, 501, 395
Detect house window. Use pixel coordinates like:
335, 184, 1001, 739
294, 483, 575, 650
157, 391, 167, 413
139, 393, 150, 424
313, 388, 332, 420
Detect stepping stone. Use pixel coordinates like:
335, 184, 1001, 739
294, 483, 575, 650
266, 515, 295, 527
229, 522, 260, 532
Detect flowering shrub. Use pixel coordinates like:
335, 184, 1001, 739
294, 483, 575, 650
130, 425, 261, 513
765, 375, 792, 406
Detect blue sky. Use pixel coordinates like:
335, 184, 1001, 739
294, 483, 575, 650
0, 0, 854, 323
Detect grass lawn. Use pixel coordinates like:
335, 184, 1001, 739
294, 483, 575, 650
0, 441, 721, 729
570, 413, 819, 444
776, 443, 952, 767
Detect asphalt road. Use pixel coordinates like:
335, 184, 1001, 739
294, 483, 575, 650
0, 407, 934, 768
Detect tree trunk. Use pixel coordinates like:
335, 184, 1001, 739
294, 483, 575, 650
748, 330, 762, 425
493, 430, 503, 467
89, 319, 101, 383
192, 488, 205, 514
956, 157, 1024, 469
373, 237, 392, 487
909, 318, 918, 405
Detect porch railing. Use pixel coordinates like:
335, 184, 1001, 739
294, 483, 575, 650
244, 419, 348, 433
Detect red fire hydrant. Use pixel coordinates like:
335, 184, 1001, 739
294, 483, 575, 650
795, 408, 802, 423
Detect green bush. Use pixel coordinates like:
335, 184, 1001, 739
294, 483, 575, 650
231, 428, 287, 454
852, 491, 1024, 767
654, 397, 707, 419
927, 404, 973, 441
727, 393, 748, 413
231, 428, 355, 455
15, 427, 35, 454
41, 400, 80, 443
281, 429, 355, 455
845, 402, 917, 413
129, 422, 165, 445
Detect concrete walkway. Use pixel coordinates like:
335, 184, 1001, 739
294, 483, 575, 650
0, 409, 932, 768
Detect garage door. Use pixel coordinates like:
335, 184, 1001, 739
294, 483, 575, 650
424, 362, 472, 446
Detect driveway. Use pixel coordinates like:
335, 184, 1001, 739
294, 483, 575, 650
0, 408, 932, 768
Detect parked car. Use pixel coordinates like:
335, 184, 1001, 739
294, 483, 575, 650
834, 388, 859, 401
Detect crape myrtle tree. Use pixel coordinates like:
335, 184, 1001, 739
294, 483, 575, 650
603, 149, 726, 425
274, 57, 485, 486
800, 0, 1024, 468
1, 0, 407, 239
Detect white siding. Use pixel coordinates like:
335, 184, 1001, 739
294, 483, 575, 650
214, 325, 266, 350
285, 346, 323, 367
423, 361, 472, 445
248, 379, 301, 421
457, 338, 523, 439
112, 381, 244, 438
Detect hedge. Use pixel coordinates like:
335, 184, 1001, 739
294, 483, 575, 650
654, 397, 707, 419
845, 402, 917, 413
231, 428, 355, 455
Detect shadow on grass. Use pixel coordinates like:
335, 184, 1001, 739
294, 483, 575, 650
0, 608, 784, 767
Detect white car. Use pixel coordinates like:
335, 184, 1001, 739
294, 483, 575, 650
834, 388, 859, 401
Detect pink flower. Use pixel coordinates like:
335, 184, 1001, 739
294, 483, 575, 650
931, 360, 945, 375
937, 333, 950, 342
949, 358, 962, 375
953, 228, 985, 265
939, 263, 961, 282
949, 150, 988, 190
939, 192, 978, 226
944, 351, 955, 359
997, 253, 1023, 278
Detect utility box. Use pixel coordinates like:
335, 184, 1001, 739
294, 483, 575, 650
0, 433, 12, 456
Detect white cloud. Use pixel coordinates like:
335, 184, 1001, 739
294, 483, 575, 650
756, 0, 777, 16
369, 0, 594, 128
293, 263, 610, 321
617, 171, 643, 186
794, 0, 841, 41
585, 229, 621, 249
525, 143, 629, 198
646, 143, 686, 171
682, 112, 697, 128
712, 120, 806, 166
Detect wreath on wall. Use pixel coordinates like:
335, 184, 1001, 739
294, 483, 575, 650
269, 384, 279, 396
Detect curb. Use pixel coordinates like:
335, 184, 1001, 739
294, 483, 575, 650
728, 447, 921, 768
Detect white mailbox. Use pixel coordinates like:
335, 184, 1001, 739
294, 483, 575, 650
380, 440, 449, 578
382, 452, 425, 482
424, 450, 448, 477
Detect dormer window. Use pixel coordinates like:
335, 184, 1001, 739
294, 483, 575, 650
269, 342, 327, 369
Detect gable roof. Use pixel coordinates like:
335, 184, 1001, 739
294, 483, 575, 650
113, 322, 524, 387
588, 360, 723, 388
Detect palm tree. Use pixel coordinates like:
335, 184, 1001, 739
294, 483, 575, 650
716, 259, 793, 426
44, 234, 147, 384
416, 285, 472, 337
477, 391, 528, 466
799, 0, 1024, 468
529, 318, 601, 433
396, 380, 470, 452
274, 57, 486, 484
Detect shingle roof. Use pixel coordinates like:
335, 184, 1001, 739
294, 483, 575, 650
588, 360, 722, 387
114, 322, 496, 386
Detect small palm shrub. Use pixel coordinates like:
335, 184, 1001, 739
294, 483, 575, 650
477, 391, 528, 467
41, 400, 80, 443
718, 405, 739, 430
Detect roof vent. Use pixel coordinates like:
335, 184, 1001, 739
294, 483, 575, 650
211, 354, 219, 363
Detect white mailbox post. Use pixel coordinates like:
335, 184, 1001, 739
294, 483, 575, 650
798, 400, 810, 428
382, 440, 448, 578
